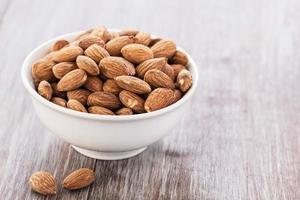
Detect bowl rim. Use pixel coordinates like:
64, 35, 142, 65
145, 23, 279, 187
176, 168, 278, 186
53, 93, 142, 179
21, 30, 199, 121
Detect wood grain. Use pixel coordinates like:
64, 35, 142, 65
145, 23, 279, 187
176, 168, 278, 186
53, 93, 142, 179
0, 0, 300, 199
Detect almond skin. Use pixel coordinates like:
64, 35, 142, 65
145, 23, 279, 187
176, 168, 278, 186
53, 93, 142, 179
99, 56, 135, 79
171, 50, 188, 66
90, 26, 112, 43
144, 88, 175, 112
176, 69, 192, 92
121, 44, 153, 64
51, 83, 67, 99
51, 97, 67, 107
116, 107, 133, 115
51, 40, 69, 51
52, 62, 77, 79
144, 69, 175, 89
87, 91, 121, 110
119, 90, 145, 113
84, 44, 110, 63
67, 89, 91, 105
76, 55, 99, 76
63, 168, 95, 190
172, 89, 182, 103
151, 40, 176, 58
57, 69, 87, 91
88, 106, 115, 115
52, 46, 83, 62
67, 99, 87, 112
105, 36, 134, 56
84, 76, 103, 92
38, 80, 53, 100
134, 31, 151, 46
115, 76, 151, 94
149, 37, 162, 47
118, 29, 139, 36
161, 64, 175, 81
171, 64, 186, 78
32, 59, 55, 81
136, 58, 167, 78
29, 171, 56, 195
103, 79, 122, 95
79, 36, 105, 50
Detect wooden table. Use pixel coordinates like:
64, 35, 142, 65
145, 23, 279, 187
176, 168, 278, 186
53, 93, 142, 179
1, 0, 300, 199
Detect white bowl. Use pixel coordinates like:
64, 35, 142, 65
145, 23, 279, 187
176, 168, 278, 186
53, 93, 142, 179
21, 31, 199, 160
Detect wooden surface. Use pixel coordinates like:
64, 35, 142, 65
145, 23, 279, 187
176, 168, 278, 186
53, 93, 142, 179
0, 0, 300, 199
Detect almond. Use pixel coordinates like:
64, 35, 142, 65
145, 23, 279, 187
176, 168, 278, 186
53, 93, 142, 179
29, 171, 56, 195
88, 106, 115, 115
149, 37, 162, 47
121, 44, 153, 64
76, 55, 99, 76
134, 31, 151, 46
144, 69, 175, 89
67, 99, 87, 112
51, 97, 67, 107
67, 89, 91, 105
118, 29, 139, 36
136, 58, 167, 78
115, 76, 151, 94
87, 91, 121, 110
51, 40, 69, 51
32, 59, 55, 81
44, 51, 57, 61
171, 64, 186, 77
105, 36, 134, 56
74, 29, 93, 41
84, 76, 103, 92
63, 168, 95, 190
172, 89, 182, 103
57, 69, 87, 91
99, 56, 135, 79
161, 64, 175, 80
103, 79, 122, 95
52, 46, 83, 62
52, 62, 77, 79
151, 40, 176, 58
90, 26, 112, 43
119, 90, 145, 113
144, 88, 174, 112
79, 36, 105, 50
38, 80, 53, 100
176, 69, 192, 92
84, 44, 109, 63
171, 50, 188, 65
51, 83, 67, 99
116, 107, 133, 115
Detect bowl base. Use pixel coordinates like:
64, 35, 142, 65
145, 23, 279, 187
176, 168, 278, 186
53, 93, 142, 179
72, 146, 147, 160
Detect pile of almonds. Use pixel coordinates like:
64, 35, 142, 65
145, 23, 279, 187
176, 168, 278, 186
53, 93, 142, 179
32, 26, 192, 115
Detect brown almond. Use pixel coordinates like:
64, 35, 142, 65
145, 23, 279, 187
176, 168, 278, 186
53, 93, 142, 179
105, 36, 134, 56
119, 29, 139, 36
103, 79, 122, 95
88, 106, 115, 115
52, 62, 77, 79
57, 69, 87, 91
119, 90, 145, 113
172, 89, 182, 103
51, 83, 67, 99
63, 168, 95, 190
116, 107, 133, 115
52, 46, 83, 62
176, 69, 192, 92
121, 44, 153, 64
149, 37, 162, 47
32, 59, 55, 81
144, 69, 175, 89
90, 26, 112, 43
151, 40, 176, 58
134, 31, 151, 46
67, 89, 91, 105
171, 50, 188, 65
84, 44, 109, 63
161, 64, 175, 81
44, 51, 58, 61
74, 29, 93, 41
51, 40, 69, 51
115, 76, 151, 94
76, 55, 99, 76
144, 88, 174, 112
79, 36, 105, 50
171, 64, 186, 77
38, 81, 53, 100
99, 56, 135, 79
84, 76, 103, 92
67, 99, 87, 112
51, 97, 67, 107
87, 91, 121, 110
29, 171, 56, 195
136, 58, 167, 78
